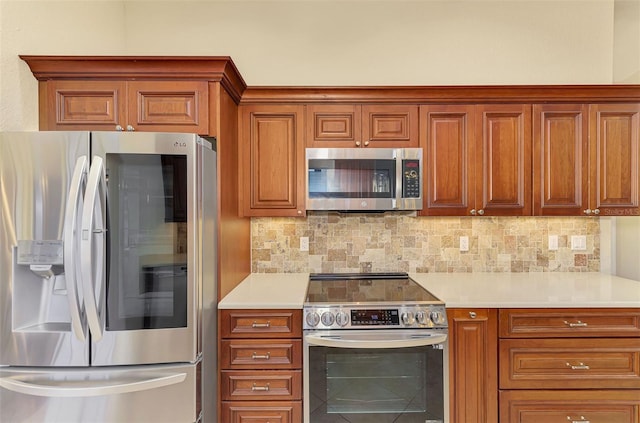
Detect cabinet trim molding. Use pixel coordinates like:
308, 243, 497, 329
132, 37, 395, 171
241, 85, 640, 104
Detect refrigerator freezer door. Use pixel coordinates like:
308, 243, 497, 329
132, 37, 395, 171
0, 363, 199, 422
0, 132, 90, 367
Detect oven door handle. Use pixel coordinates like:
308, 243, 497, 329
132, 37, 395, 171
304, 331, 447, 349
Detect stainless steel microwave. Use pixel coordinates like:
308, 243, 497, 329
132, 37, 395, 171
306, 148, 423, 211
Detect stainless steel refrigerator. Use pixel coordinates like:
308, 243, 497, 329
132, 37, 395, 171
0, 131, 217, 423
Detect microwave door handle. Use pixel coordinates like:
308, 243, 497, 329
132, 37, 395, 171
80, 156, 107, 342
305, 332, 447, 349
63, 156, 88, 342
0, 372, 186, 397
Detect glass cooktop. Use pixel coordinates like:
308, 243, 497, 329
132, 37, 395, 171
305, 272, 441, 305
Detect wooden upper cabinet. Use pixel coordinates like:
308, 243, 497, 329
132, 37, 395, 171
306, 104, 361, 147
239, 105, 305, 217
589, 103, 640, 216
420, 105, 474, 215
41, 79, 208, 133
306, 104, 418, 148
21, 55, 247, 136
476, 105, 532, 216
533, 103, 640, 216
41, 80, 127, 130
533, 104, 589, 216
420, 104, 531, 216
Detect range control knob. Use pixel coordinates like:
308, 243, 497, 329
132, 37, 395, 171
305, 311, 320, 327
415, 310, 427, 325
430, 310, 447, 325
401, 312, 415, 326
321, 311, 335, 327
335, 311, 350, 327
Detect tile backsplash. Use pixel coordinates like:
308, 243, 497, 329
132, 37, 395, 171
251, 213, 600, 273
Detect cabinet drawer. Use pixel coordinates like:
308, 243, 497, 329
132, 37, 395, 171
220, 339, 302, 369
221, 401, 302, 423
500, 390, 640, 423
499, 308, 640, 338
220, 370, 302, 401
500, 338, 640, 389
221, 310, 302, 338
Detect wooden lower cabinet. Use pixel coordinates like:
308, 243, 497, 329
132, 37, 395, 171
500, 390, 640, 423
448, 308, 499, 423
221, 401, 302, 423
219, 310, 303, 422
498, 308, 640, 423
499, 338, 640, 390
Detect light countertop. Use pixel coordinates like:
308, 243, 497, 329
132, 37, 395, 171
218, 272, 640, 309
218, 273, 310, 309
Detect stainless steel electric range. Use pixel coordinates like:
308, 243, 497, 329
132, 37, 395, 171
303, 272, 448, 423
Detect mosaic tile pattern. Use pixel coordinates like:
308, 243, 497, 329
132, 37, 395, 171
251, 213, 600, 273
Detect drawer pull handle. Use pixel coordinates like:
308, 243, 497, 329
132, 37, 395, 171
251, 383, 270, 392
564, 320, 588, 328
567, 416, 589, 423
251, 352, 271, 360
566, 362, 590, 370
252, 321, 271, 328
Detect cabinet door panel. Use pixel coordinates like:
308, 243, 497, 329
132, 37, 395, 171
42, 80, 126, 130
420, 105, 475, 216
533, 104, 589, 215
220, 310, 302, 339
500, 390, 640, 423
306, 104, 361, 147
220, 370, 302, 401
220, 339, 302, 369
240, 105, 305, 216
499, 308, 640, 338
362, 105, 419, 147
499, 338, 640, 389
476, 105, 532, 215
222, 401, 302, 423
128, 81, 208, 134
590, 104, 640, 216
448, 308, 498, 423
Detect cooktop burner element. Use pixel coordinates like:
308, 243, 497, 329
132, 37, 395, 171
304, 272, 447, 331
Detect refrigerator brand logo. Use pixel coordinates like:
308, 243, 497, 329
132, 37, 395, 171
174, 141, 187, 148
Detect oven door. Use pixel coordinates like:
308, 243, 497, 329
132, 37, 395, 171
304, 330, 448, 423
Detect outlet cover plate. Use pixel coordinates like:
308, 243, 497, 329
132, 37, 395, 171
571, 235, 586, 251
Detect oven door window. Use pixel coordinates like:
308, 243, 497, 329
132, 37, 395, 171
105, 153, 188, 331
308, 345, 444, 422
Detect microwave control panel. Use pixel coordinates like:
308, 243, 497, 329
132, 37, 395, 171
402, 159, 421, 198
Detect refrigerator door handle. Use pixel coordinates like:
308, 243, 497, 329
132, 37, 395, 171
80, 156, 107, 341
0, 372, 187, 397
63, 156, 88, 342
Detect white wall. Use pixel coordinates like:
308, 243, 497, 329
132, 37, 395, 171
614, 0, 640, 83
1, 0, 628, 131
1, 0, 639, 274
616, 218, 640, 281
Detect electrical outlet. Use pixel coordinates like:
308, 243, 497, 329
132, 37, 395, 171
459, 236, 469, 252
571, 235, 586, 251
548, 235, 558, 251
300, 236, 309, 252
